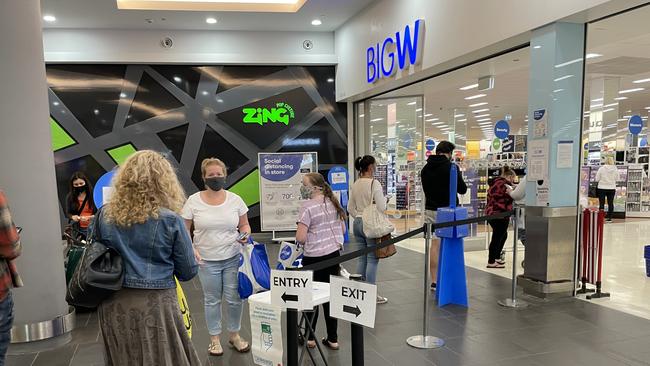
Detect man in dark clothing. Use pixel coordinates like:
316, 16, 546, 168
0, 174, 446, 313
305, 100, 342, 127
420, 141, 467, 289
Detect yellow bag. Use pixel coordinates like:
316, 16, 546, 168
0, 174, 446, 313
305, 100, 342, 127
175, 278, 192, 338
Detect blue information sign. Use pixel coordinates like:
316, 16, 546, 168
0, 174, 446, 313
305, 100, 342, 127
629, 115, 643, 135
494, 120, 510, 139
425, 139, 436, 151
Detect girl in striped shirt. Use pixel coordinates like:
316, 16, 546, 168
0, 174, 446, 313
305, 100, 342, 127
295, 172, 346, 351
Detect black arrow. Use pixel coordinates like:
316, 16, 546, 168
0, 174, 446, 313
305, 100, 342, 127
343, 305, 362, 317
281, 292, 298, 303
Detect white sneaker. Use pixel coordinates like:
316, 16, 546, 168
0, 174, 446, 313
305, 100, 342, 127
340, 267, 351, 279
376, 296, 388, 304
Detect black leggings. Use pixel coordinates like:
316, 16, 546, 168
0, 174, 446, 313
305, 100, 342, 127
488, 218, 510, 264
301, 251, 340, 343
598, 188, 616, 219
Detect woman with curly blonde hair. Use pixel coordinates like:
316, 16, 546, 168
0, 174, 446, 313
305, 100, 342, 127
94, 150, 201, 366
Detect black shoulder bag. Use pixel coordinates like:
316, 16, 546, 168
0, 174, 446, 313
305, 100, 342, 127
66, 209, 124, 309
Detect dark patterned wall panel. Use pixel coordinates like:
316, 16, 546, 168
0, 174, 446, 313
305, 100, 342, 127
48, 64, 347, 233
47, 65, 126, 138
125, 72, 184, 127
158, 123, 190, 162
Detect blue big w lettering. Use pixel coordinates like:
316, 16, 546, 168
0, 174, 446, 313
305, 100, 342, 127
367, 19, 425, 84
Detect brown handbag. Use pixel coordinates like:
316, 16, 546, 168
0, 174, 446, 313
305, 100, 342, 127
375, 233, 397, 259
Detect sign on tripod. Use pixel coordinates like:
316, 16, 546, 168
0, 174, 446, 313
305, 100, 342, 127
270, 270, 313, 310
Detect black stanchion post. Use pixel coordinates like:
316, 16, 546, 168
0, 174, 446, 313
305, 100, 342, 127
287, 308, 298, 366
349, 274, 364, 366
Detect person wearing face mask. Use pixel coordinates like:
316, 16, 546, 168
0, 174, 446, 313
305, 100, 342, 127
181, 158, 251, 357
296, 173, 346, 350
486, 167, 516, 268
347, 155, 389, 304
65, 171, 97, 238
420, 141, 467, 290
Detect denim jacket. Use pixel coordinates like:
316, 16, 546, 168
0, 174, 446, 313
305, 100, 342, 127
94, 208, 198, 289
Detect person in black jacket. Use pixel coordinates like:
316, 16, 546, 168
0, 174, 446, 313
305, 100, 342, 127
420, 141, 467, 290
65, 171, 97, 238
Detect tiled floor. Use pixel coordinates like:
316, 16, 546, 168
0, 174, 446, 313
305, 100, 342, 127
8, 236, 650, 366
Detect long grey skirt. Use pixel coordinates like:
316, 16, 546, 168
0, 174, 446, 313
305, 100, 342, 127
98, 287, 202, 366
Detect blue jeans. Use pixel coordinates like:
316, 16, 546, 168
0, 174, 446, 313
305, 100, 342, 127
198, 255, 242, 336
352, 218, 379, 284
0, 292, 14, 366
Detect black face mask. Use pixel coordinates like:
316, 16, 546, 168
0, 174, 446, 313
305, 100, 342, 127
205, 177, 226, 191
73, 186, 86, 195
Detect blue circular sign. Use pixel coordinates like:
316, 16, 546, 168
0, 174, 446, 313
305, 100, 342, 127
93, 170, 116, 208
425, 139, 436, 151
494, 120, 510, 140
327, 166, 349, 192
629, 115, 643, 135
641, 137, 648, 147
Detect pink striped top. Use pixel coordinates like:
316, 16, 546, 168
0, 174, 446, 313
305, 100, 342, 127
297, 198, 344, 257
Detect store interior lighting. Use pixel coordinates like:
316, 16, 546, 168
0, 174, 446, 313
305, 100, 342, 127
116, 0, 307, 12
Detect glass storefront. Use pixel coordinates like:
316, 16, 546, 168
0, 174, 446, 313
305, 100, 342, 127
581, 5, 650, 218
354, 48, 530, 237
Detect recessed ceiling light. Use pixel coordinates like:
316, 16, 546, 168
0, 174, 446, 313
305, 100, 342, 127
474, 114, 490, 118
311, 19, 322, 26
586, 53, 602, 59
619, 88, 644, 94
370, 118, 384, 122
614, 97, 628, 101
472, 109, 490, 113
477, 118, 491, 122
206, 17, 217, 24
359, 114, 365, 117
43, 15, 56, 22
327, 78, 334, 83
117, 0, 308, 12
454, 114, 465, 118
201, 91, 209, 95
465, 94, 486, 100
602, 108, 615, 113
120, 92, 127, 98
469, 102, 488, 108
52, 101, 60, 106
460, 83, 478, 91
424, 113, 433, 117
633, 78, 650, 84
553, 89, 565, 93
457, 119, 467, 122
173, 76, 182, 82
416, 108, 422, 112
426, 118, 439, 122
216, 98, 224, 103
533, 45, 542, 49
407, 101, 417, 106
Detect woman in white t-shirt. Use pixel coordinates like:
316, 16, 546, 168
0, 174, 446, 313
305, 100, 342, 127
182, 158, 251, 357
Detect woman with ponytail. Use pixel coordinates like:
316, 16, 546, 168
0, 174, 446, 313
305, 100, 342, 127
295, 173, 345, 350
347, 155, 388, 304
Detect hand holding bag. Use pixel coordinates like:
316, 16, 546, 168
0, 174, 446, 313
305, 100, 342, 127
362, 180, 395, 239
66, 210, 124, 309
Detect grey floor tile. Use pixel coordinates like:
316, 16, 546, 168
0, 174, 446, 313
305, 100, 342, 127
5, 354, 37, 366
31, 344, 77, 366
69, 342, 105, 366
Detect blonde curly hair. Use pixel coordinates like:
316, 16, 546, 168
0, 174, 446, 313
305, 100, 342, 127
104, 150, 186, 227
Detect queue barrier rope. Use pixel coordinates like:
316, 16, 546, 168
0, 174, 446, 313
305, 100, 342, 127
299, 210, 514, 273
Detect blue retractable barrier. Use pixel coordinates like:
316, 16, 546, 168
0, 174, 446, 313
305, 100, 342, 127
435, 164, 469, 307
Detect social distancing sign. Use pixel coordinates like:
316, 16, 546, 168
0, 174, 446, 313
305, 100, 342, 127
329, 276, 377, 328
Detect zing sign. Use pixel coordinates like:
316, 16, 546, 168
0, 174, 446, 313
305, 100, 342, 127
243, 102, 295, 126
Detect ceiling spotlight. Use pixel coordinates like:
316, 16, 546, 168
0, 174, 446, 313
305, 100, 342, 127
311, 19, 322, 26
460, 83, 478, 91
469, 102, 488, 108
52, 101, 60, 106
43, 15, 56, 22
327, 78, 334, 83
206, 17, 218, 24
120, 92, 127, 98
465, 94, 486, 100
173, 76, 182, 82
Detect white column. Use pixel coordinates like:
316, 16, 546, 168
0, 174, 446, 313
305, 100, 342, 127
0, 0, 69, 327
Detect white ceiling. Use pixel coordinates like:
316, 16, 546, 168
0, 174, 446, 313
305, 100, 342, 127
39, 0, 376, 31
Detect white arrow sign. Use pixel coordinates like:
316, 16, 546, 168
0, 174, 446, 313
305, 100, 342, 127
329, 276, 377, 328
270, 270, 313, 310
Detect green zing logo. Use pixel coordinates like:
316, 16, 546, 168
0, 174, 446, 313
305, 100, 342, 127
243, 102, 295, 126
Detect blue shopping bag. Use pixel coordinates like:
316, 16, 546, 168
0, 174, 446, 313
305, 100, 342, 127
238, 239, 271, 299
276, 241, 304, 270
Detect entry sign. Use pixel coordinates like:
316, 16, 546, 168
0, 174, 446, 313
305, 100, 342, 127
270, 270, 313, 310
629, 115, 643, 135
329, 276, 377, 328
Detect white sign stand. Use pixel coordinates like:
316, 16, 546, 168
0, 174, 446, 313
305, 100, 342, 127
249, 301, 284, 366
329, 276, 377, 328
270, 270, 313, 310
